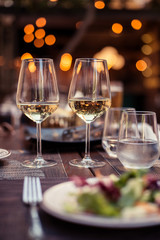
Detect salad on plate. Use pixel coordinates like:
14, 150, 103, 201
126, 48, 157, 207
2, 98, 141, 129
64, 170, 160, 219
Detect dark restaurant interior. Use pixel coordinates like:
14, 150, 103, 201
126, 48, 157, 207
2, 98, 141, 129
0, 0, 160, 123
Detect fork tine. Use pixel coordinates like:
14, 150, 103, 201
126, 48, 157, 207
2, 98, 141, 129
23, 176, 42, 205
32, 177, 37, 203
28, 177, 32, 203
36, 177, 42, 203
23, 176, 28, 204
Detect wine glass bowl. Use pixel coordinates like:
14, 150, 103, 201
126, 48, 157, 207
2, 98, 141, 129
117, 111, 159, 169
16, 58, 59, 168
68, 58, 111, 168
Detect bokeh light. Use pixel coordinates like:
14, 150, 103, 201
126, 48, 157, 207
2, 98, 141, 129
21, 53, 33, 60
136, 59, 147, 71
141, 45, 152, 55
94, 1, 105, 9
24, 24, 34, 34
142, 67, 152, 77
112, 23, 123, 34
60, 53, 72, 71
34, 39, 44, 48
131, 19, 142, 30
35, 29, 46, 39
141, 33, 153, 43
36, 17, 46, 28
24, 33, 34, 43
94, 46, 125, 70
28, 62, 36, 73
45, 35, 56, 46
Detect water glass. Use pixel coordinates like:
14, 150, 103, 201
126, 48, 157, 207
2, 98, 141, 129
102, 107, 135, 158
117, 111, 159, 169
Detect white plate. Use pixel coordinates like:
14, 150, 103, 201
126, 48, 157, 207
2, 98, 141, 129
41, 181, 160, 229
0, 148, 11, 159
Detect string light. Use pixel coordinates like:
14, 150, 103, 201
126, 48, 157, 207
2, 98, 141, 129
45, 35, 56, 46
60, 53, 72, 71
24, 33, 34, 43
94, 0, 105, 9
36, 17, 46, 28
24, 24, 34, 34
21, 53, 33, 60
136, 60, 147, 71
131, 19, 142, 30
112, 23, 123, 34
34, 39, 44, 48
35, 29, 46, 39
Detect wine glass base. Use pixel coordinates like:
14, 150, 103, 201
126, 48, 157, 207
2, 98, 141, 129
69, 159, 106, 168
22, 159, 57, 168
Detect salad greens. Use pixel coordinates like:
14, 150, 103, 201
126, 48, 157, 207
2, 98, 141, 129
65, 170, 160, 218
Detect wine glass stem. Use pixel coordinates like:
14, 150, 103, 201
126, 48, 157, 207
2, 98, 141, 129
36, 122, 43, 161
84, 123, 91, 160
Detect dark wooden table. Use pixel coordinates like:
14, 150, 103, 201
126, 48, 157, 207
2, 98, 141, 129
1, 126, 160, 240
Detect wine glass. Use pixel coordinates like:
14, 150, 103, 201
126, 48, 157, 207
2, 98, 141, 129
68, 58, 111, 168
117, 111, 159, 169
16, 58, 59, 168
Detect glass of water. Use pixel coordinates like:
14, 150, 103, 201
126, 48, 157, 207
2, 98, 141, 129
117, 111, 159, 169
102, 107, 135, 158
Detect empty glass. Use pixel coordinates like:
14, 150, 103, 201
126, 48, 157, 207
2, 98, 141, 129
102, 107, 135, 158
117, 111, 159, 169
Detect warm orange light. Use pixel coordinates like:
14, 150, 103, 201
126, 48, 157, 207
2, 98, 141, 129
24, 33, 34, 43
28, 62, 36, 73
24, 24, 34, 34
131, 19, 142, 30
45, 35, 56, 46
136, 60, 147, 71
60, 53, 72, 71
76, 21, 83, 29
36, 17, 46, 28
35, 29, 46, 39
112, 23, 123, 34
21, 53, 33, 60
49, 0, 58, 2
94, 0, 105, 9
34, 39, 44, 48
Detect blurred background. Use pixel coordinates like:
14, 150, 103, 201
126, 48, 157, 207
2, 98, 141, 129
0, 0, 160, 127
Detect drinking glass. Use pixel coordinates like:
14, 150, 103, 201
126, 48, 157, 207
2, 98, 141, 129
16, 58, 59, 168
117, 111, 159, 169
102, 107, 135, 158
68, 58, 111, 168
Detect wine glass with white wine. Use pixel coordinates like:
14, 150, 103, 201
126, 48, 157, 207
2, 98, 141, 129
68, 58, 111, 168
16, 58, 59, 168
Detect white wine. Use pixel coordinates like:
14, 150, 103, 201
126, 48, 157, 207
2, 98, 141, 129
68, 98, 111, 123
17, 102, 59, 123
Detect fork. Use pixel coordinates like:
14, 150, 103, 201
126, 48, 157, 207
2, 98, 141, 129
23, 176, 44, 239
